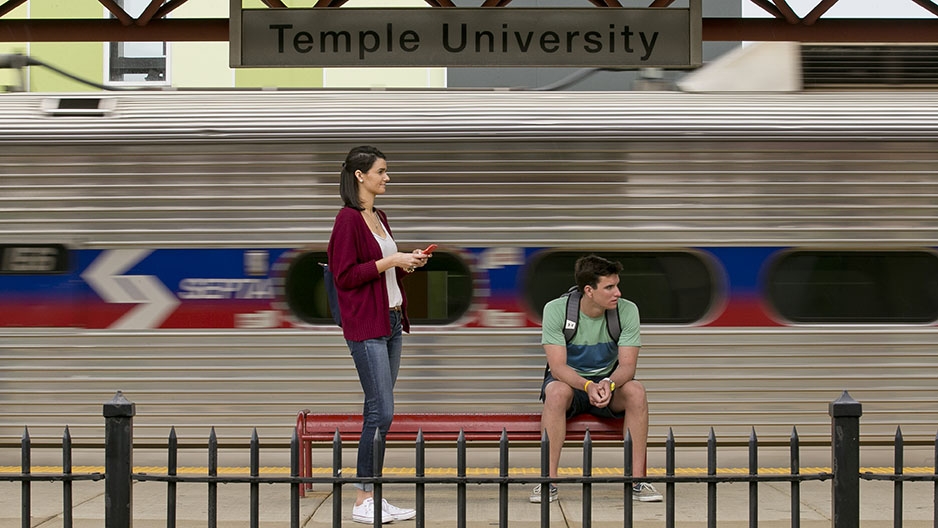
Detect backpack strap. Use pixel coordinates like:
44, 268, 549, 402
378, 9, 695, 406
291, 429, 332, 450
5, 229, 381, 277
562, 285, 622, 344
562, 286, 580, 344
319, 262, 342, 327
604, 304, 621, 343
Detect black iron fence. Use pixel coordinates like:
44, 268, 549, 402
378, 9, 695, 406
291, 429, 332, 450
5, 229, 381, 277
2, 390, 937, 528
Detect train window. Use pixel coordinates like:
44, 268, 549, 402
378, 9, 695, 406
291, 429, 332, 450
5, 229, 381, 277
106, 0, 168, 85
0, 244, 69, 274
283, 250, 472, 326
523, 251, 714, 325
41, 98, 117, 117
767, 251, 938, 324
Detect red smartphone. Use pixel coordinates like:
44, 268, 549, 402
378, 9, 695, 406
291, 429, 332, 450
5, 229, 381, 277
422, 244, 438, 255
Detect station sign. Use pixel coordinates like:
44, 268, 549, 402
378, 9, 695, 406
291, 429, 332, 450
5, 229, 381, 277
230, 1, 701, 69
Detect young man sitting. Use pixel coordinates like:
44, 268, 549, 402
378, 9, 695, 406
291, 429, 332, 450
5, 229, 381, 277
532, 254, 662, 504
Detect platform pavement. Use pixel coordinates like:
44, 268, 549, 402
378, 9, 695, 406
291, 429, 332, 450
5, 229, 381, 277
2, 475, 936, 527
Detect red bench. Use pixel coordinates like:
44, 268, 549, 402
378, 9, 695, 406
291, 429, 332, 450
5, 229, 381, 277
295, 411, 624, 497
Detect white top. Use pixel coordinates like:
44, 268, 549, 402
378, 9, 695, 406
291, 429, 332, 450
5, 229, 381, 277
372, 223, 403, 309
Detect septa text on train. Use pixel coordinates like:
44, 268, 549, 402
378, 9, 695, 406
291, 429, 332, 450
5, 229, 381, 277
177, 278, 273, 300
269, 23, 660, 62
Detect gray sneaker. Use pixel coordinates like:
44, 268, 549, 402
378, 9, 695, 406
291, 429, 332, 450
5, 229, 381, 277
632, 482, 663, 502
529, 483, 558, 503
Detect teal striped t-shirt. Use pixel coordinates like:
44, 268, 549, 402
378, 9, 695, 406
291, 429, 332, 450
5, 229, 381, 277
541, 296, 641, 377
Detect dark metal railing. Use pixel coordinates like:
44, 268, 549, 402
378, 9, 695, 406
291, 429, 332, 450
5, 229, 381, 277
2, 390, 937, 528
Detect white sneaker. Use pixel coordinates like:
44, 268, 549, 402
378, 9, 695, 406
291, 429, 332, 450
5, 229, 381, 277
382, 498, 416, 521
351, 498, 393, 524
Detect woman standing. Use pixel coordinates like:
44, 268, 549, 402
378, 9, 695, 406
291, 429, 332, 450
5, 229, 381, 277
327, 146, 428, 524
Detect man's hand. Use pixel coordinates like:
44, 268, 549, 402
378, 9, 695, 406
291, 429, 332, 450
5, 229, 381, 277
587, 379, 612, 408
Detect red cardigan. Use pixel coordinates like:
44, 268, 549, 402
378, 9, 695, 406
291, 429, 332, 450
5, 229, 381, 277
327, 206, 410, 341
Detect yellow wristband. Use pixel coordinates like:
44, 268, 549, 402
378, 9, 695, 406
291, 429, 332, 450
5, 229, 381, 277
583, 380, 593, 392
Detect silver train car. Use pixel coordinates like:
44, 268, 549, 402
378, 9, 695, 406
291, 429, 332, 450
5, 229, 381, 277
1, 90, 937, 452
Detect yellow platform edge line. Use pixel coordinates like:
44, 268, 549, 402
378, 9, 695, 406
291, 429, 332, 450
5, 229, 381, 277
1, 466, 933, 475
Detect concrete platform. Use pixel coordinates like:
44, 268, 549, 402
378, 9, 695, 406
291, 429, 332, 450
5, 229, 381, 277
2, 474, 936, 527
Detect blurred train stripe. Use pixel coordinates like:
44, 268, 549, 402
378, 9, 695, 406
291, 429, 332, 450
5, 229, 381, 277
0, 465, 928, 475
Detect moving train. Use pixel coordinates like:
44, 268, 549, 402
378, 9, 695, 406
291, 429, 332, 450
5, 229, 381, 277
1, 89, 936, 454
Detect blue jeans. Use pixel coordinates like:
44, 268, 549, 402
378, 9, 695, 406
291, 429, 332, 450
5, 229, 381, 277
346, 309, 403, 491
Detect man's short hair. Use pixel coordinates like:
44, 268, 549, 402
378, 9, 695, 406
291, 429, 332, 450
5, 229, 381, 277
574, 254, 623, 292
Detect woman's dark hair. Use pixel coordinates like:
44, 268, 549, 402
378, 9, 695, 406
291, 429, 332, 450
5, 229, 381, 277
574, 254, 623, 292
339, 145, 386, 210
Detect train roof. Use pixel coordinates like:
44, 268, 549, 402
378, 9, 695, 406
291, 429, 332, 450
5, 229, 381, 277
1, 90, 937, 143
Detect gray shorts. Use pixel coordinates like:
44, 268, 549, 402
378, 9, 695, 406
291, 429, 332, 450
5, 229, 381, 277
539, 370, 625, 420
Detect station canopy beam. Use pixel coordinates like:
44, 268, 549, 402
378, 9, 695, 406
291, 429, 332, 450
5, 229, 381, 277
0, 0, 936, 42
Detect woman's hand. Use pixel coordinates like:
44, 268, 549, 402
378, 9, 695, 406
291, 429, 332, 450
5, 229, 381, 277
399, 250, 429, 273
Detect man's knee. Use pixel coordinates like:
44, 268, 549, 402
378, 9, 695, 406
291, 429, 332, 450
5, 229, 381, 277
615, 379, 648, 411
542, 381, 573, 412
623, 379, 646, 399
